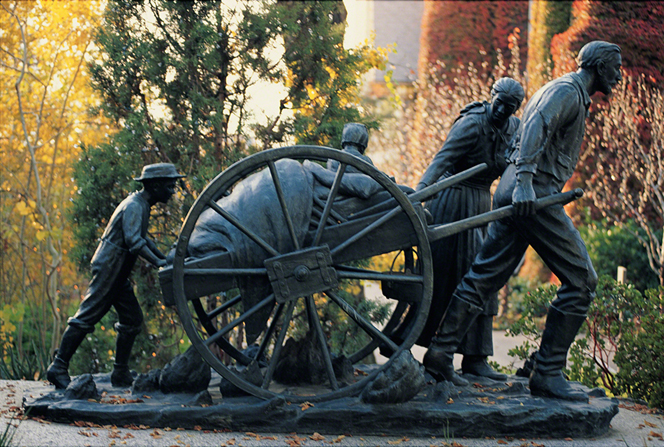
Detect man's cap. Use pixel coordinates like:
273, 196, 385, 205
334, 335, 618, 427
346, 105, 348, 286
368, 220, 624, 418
134, 163, 185, 182
341, 123, 369, 149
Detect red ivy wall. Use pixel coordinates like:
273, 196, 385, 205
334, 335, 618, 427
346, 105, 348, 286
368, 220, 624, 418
418, 1, 529, 80
551, 1, 664, 83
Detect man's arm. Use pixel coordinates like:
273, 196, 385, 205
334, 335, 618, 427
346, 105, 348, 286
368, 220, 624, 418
144, 237, 167, 267
139, 245, 167, 268
512, 87, 579, 215
146, 237, 166, 259
512, 112, 545, 216
122, 201, 167, 268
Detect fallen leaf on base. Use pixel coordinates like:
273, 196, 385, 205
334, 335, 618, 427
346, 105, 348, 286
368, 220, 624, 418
300, 401, 314, 411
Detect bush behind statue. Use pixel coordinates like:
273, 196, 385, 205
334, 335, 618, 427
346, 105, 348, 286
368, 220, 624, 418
506, 275, 664, 409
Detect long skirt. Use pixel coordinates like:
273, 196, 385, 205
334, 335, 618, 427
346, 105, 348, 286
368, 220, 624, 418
417, 183, 497, 356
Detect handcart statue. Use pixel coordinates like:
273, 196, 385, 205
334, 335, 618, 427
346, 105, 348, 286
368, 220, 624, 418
158, 145, 582, 403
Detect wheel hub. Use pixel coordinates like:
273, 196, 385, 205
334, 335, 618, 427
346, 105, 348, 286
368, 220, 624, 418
264, 245, 338, 303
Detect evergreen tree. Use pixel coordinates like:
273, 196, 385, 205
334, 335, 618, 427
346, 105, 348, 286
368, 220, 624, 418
257, 0, 387, 148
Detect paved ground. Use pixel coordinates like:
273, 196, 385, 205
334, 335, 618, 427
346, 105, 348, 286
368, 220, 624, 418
4, 379, 663, 447
2, 333, 662, 447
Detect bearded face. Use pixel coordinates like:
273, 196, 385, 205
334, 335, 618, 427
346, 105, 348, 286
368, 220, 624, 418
596, 53, 623, 95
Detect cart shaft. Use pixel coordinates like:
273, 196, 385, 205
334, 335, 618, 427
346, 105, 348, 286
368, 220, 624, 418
427, 188, 584, 242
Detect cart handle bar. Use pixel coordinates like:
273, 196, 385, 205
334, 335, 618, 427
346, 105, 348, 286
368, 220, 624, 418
427, 188, 584, 242
409, 163, 488, 203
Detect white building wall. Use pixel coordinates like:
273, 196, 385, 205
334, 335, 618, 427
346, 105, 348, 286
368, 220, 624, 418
344, 0, 424, 85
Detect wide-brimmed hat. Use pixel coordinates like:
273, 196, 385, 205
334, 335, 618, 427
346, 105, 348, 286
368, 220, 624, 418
134, 163, 185, 182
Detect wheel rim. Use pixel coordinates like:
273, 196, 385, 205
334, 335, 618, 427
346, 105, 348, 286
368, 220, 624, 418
171, 146, 432, 402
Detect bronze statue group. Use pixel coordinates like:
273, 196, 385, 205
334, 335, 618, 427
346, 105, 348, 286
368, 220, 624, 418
47, 41, 622, 404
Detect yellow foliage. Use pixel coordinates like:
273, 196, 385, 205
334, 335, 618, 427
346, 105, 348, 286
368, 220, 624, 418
15, 201, 32, 216
0, 0, 113, 354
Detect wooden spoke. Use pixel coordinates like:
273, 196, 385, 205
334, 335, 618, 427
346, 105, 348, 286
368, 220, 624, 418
312, 163, 347, 247
254, 302, 285, 364
326, 290, 399, 353
347, 301, 410, 364
262, 300, 296, 389
313, 195, 347, 223
204, 294, 275, 347
184, 268, 266, 276
207, 200, 279, 257
335, 266, 423, 283
329, 206, 402, 258
268, 160, 300, 250
206, 295, 242, 320
306, 295, 338, 390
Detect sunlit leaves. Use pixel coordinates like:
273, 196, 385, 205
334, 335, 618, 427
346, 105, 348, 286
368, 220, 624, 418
0, 0, 109, 366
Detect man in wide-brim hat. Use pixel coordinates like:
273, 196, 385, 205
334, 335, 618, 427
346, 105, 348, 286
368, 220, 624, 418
47, 163, 184, 389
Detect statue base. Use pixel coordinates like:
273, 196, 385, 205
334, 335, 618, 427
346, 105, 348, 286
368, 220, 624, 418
24, 371, 618, 439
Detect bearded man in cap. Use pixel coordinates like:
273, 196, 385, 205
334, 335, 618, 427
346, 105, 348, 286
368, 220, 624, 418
47, 163, 184, 389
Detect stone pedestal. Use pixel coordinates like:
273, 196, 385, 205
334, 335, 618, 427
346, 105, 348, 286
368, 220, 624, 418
24, 371, 618, 438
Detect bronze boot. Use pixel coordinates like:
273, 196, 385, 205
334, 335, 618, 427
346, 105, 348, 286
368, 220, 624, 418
111, 325, 139, 387
423, 295, 482, 386
46, 325, 87, 389
529, 305, 588, 402
462, 355, 507, 381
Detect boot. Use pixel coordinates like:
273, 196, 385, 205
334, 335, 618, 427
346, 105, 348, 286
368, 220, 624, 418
46, 325, 87, 389
111, 364, 134, 388
423, 295, 482, 386
462, 355, 507, 381
111, 328, 139, 387
529, 305, 588, 402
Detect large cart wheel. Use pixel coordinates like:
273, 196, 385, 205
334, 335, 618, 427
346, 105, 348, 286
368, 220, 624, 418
170, 146, 432, 402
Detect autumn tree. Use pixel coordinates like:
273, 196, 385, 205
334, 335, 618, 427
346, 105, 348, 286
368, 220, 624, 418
0, 1, 108, 375
526, 1, 572, 94
550, 1, 664, 83
583, 75, 664, 286
417, 1, 528, 80
77, 0, 388, 262
261, 0, 389, 147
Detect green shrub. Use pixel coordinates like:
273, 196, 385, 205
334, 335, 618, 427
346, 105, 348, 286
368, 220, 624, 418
496, 275, 547, 329
571, 276, 645, 391
613, 287, 664, 409
505, 283, 556, 362
507, 276, 664, 409
580, 219, 659, 293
